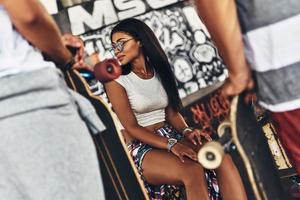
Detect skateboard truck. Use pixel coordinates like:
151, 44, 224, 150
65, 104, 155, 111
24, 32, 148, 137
198, 121, 236, 169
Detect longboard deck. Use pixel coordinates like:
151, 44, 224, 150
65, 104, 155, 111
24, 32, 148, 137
191, 92, 287, 199
232, 95, 285, 200
64, 70, 149, 200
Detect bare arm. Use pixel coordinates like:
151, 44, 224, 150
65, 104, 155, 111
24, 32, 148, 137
194, 0, 253, 95
104, 81, 169, 150
1, 0, 72, 65
165, 106, 189, 133
166, 106, 211, 145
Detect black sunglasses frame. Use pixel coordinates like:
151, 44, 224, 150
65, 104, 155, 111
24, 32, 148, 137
110, 38, 135, 53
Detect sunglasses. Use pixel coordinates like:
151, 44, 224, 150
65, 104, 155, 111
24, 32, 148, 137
110, 38, 135, 53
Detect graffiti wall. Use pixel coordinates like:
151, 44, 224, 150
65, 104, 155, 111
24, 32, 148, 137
42, 0, 228, 102
181, 89, 230, 136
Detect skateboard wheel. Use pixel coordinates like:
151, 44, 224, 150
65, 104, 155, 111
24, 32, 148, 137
94, 58, 122, 83
217, 121, 231, 138
198, 141, 225, 169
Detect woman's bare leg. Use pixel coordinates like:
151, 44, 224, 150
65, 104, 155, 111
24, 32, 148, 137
142, 149, 210, 200
215, 155, 247, 200
182, 139, 247, 199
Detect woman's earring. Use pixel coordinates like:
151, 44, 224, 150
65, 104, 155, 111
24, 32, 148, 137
138, 41, 142, 48
146, 56, 150, 62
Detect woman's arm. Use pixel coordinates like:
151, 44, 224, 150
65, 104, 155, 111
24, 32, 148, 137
165, 106, 211, 145
1, 0, 72, 65
165, 105, 189, 133
105, 81, 170, 149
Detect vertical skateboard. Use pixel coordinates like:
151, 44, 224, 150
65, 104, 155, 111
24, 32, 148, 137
198, 94, 285, 200
64, 69, 149, 200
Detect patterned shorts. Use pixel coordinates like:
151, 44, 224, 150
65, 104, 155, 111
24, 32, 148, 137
127, 124, 222, 200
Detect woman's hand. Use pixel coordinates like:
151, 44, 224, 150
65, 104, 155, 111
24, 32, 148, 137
170, 143, 198, 163
184, 129, 212, 146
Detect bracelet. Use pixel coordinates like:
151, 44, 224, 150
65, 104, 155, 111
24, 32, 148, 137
182, 127, 193, 136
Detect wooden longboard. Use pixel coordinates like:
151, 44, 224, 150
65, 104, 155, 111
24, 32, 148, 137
64, 70, 149, 200
198, 94, 285, 200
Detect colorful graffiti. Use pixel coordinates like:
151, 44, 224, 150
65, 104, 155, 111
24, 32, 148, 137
181, 90, 230, 136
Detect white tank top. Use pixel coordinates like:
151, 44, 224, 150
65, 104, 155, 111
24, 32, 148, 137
115, 70, 168, 127
0, 6, 55, 78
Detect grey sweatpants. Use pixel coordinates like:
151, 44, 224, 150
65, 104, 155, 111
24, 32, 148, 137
0, 68, 105, 200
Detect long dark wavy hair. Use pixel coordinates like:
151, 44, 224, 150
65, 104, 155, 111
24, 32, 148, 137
110, 18, 182, 111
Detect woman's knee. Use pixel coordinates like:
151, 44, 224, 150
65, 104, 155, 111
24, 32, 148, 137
216, 154, 236, 172
221, 154, 233, 164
